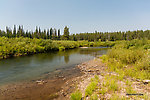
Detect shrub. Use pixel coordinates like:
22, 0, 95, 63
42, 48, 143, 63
59, 46, 65, 51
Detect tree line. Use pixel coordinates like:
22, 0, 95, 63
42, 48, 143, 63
0, 25, 150, 41
70, 30, 150, 41
0, 25, 70, 40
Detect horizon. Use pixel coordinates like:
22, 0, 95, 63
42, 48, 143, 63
0, 0, 150, 34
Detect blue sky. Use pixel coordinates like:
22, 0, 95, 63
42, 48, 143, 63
0, 0, 150, 34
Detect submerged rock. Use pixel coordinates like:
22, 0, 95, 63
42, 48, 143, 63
36, 80, 45, 85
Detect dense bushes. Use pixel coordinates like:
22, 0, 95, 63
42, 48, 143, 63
107, 39, 149, 65
0, 37, 80, 59
77, 40, 115, 47
0, 37, 115, 59
0, 37, 50, 59
101, 39, 150, 80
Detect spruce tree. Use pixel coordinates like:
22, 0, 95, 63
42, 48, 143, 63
13, 25, 16, 37
39, 27, 41, 38
47, 29, 49, 39
58, 29, 60, 40
50, 28, 53, 39
63, 26, 69, 40
43, 29, 46, 39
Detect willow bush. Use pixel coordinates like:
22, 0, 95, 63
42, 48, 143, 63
0, 37, 115, 59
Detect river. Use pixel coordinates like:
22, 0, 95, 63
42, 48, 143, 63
0, 47, 108, 86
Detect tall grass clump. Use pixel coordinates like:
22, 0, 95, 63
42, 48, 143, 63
101, 39, 150, 80
71, 91, 82, 100
103, 75, 119, 93
90, 93, 98, 100
85, 76, 99, 97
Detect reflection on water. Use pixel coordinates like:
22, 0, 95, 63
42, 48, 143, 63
79, 47, 109, 56
0, 47, 108, 85
64, 54, 69, 64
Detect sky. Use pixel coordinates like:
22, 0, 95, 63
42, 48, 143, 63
0, 0, 150, 34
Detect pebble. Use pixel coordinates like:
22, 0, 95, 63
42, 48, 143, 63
36, 80, 45, 85
143, 80, 150, 84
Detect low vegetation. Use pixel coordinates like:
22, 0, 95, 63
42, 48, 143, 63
85, 75, 99, 97
101, 39, 150, 80
71, 91, 82, 100
0, 37, 116, 60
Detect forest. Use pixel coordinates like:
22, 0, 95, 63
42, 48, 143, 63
0, 25, 150, 41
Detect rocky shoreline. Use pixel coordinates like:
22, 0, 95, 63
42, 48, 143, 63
57, 58, 107, 100
0, 58, 150, 100
59, 58, 150, 100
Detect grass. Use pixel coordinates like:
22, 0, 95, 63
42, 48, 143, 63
103, 75, 119, 93
99, 87, 107, 95
71, 76, 100, 100
110, 94, 126, 100
71, 90, 82, 100
98, 39, 150, 99
85, 75, 99, 97
100, 39, 150, 80
125, 80, 132, 86
108, 80, 118, 92
85, 80, 98, 96
90, 94, 98, 100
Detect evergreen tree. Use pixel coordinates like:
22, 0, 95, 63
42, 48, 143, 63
21, 25, 25, 37
50, 28, 53, 39
54, 28, 57, 40
17, 25, 21, 37
6, 26, 12, 38
13, 25, 16, 37
35, 26, 39, 38
63, 26, 69, 40
47, 29, 50, 39
0, 30, 2, 36
43, 29, 46, 39
39, 27, 41, 38
58, 29, 60, 40
34, 26, 39, 38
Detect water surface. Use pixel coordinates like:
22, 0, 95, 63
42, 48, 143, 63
0, 47, 108, 85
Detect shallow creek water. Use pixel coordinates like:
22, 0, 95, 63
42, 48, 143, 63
0, 47, 108, 86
